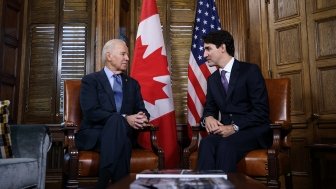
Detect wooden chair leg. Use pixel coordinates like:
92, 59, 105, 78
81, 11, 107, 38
267, 151, 281, 189
285, 172, 293, 189
63, 152, 79, 189
62, 172, 79, 189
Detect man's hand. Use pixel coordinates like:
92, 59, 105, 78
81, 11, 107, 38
205, 116, 236, 137
125, 111, 149, 129
212, 124, 236, 137
204, 116, 223, 133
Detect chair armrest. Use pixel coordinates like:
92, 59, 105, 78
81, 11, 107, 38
269, 123, 282, 152
139, 124, 165, 169
182, 126, 204, 168
183, 126, 202, 154
270, 120, 292, 149
269, 120, 291, 145
10, 125, 52, 189
61, 121, 78, 149
268, 120, 292, 164
10, 124, 52, 158
61, 122, 79, 180
267, 121, 292, 181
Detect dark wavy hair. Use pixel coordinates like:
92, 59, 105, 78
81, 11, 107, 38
202, 30, 235, 57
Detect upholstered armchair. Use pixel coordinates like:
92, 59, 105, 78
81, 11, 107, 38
0, 100, 52, 189
183, 78, 292, 189
62, 79, 164, 188
0, 120, 51, 189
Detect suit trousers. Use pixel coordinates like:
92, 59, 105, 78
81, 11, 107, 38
197, 129, 260, 173
97, 114, 132, 187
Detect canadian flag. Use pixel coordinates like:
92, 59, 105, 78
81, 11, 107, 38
130, 0, 179, 168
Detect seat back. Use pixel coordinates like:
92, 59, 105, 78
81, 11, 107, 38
64, 80, 82, 130
265, 78, 291, 148
265, 78, 291, 124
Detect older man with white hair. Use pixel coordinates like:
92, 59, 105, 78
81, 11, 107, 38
75, 39, 150, 188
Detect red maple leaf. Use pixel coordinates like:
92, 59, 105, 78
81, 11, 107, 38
131, 37, 169, 104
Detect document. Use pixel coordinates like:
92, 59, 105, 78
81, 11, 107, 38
136, 169, 227, 179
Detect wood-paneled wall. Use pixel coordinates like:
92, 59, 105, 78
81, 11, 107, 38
1, 0, 336, 188
0, 0, 23, 122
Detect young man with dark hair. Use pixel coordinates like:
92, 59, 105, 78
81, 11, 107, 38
198, 30, 272, 173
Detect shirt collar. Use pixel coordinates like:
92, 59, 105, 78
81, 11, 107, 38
219, 57, 235, 74
104, 66, 118, 78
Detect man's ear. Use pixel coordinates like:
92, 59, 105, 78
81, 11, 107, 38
221, 44, 226, 53
106, 52, 112, 61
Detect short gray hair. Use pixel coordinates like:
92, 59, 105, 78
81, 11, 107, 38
102, 39, 126, 64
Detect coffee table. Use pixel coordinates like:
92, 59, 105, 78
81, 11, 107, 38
108, 173, 267, 189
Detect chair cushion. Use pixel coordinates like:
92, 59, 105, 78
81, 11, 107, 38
130, 149, 158, 173
190, 150, 270, 176
78, 151, 100, 177
0, 100, 12, 159
75, 149, 159, 177
190, 149, 290, 177
237, 149, 268, 176
237, 149, 291, 177
0, 158, 38, 188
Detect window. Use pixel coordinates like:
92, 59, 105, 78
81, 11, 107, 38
23, 0, 93, 123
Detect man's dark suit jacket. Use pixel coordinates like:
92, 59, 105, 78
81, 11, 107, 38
202, 59, 272, 148
75, 69, 149, 151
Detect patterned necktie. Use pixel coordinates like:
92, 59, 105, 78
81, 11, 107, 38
221, 70, 229, 93
113, 74, 123, 112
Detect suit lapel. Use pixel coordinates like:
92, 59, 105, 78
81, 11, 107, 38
119, 73, 127, 112
226, 60, 239, 99
97, 69, 117, 108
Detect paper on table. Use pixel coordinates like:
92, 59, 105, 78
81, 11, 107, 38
135, 169, 227, 180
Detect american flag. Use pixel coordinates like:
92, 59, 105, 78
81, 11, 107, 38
187, 0, 221, 128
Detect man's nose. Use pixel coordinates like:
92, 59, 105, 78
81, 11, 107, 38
204, 51, 208, 58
